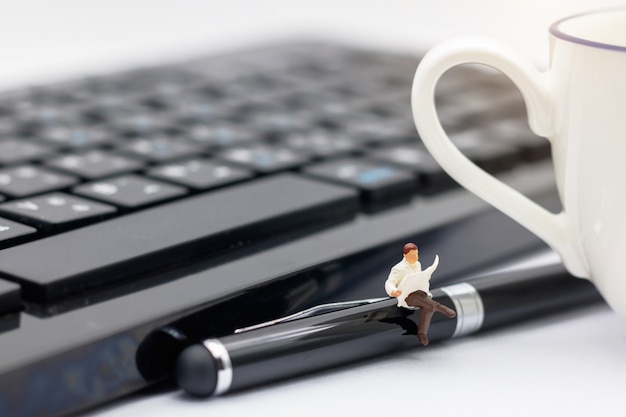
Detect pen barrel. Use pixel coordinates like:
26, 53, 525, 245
175, 263, 603, 397
220, 296, 457, 392
471, 263, 602, 330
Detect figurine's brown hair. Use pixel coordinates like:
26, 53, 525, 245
403, 243, 418, 254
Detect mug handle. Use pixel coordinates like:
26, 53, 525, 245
411, 37, 588, 278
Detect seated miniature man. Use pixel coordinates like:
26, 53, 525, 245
385, 243, 456, 346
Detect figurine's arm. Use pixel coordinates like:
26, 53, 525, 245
385, 266, 404, 298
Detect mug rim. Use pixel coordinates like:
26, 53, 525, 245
550, 7, 626, 52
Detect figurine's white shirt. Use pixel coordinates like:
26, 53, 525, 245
385, 258, 421, 296
385, 256, 440, 308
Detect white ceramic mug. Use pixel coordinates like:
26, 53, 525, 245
412, 8, 626, 320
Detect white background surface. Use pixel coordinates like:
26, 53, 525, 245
1, 1, 624, 416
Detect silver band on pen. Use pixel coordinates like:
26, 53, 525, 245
440, 282, 485, 338
202, 339, 233, 395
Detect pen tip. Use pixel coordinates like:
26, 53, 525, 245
175, 344, 218, 397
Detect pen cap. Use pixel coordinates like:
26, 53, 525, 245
176, 344, 219, 397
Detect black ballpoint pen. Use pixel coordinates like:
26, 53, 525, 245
175, 263, 602, 397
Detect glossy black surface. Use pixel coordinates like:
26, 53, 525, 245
0, 280, 20, 315
0, 175, 556, 417
0, 42, 570, 417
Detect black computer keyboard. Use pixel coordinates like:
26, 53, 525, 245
0, 42, 559, 417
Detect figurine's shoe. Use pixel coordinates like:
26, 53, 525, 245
418, 333, 429, 346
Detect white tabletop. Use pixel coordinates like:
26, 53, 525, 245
2, 1, 624, 416
92, 304, 624, 417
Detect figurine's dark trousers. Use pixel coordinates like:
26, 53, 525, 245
404, 290, 457, 346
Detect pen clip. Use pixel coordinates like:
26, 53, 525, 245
234, 297, 389, 334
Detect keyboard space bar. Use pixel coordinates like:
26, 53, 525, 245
0, 174, 358, 301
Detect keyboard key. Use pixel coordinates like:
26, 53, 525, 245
114, 67, 202, 95
186, 123, 259, 148
32, 81, 93, 106
0, 118, 17, 137
0, 166, 79, 197
115, 135, 203, 162
16, 105, 82, 129
247, 110, 312, 138
73, 175, 187, 208
82, 98, 145, 122
110, 111, 176, 136
287, 86, 359, 117
0, 193, 116, 231
45, 150, 145, 179
187, 54, 258, 80
342, 116, 418, 145
147, 159, 253, 190
303, 158, 415, 208
165, 94, 226, 123
368, 94, 413, 121
449, 129, 520, 173
0, 280, 20, 315
486, 119, 551, 162
0, 174, 359, 301
280, 129, 359, 158
0, 217, 37, 247
218, 74, 295, 98
36, 124, 115, 149
0, 139, 57, 164
367, 145, 455, 194
215, 144, 309, 173
81, 76, 127, 95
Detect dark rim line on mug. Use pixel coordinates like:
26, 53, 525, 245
549, 7, 626, 53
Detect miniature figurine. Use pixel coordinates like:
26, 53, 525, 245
385, 243, 456, 346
